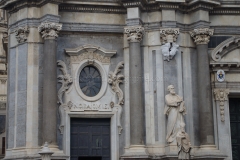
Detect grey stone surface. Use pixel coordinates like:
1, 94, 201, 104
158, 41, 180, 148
42, 39, 58, 146
7, 48, 16, 149
129, 42, 144, 145
197, 44, 214, 145
16, 43, 28, 147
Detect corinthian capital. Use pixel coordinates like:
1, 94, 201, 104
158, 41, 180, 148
15, 26, 29, 43
190, 28, 214, 45
38, 22, 62, 40
160, 28, 179, 44
124, 26, 144, 43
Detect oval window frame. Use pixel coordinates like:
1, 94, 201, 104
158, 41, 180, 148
75, 59, 107, 102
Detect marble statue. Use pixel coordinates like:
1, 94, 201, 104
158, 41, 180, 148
164, 85, 186, 143
176, 123, 191, 160
161, 42, 179, 61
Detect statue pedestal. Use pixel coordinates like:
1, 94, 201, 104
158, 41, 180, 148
121, 145, 149, 159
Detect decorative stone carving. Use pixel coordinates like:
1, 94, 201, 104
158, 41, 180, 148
160, 28, 179, 44
0, 78, 7, 83
164, 85, 187, 144
15, 26, 29, 43
57, 60, 73, 134
211, 36, 240, 62
38, 22, 62, 39
189, 28, 214, 45
124, 26, 144, 43
108, 61, 124, 105
0, 101, 6, 110
176, 123, 191, 160
108, 61, 124, 134
70, 52, 111, 64
214, 88, 230, 122
65, 44, 116, 64
161, 42, 179, 61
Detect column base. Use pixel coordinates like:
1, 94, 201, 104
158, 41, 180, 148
121, 145, 150, 159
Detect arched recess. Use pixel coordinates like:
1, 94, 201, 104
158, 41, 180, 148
211, 36, 240, 62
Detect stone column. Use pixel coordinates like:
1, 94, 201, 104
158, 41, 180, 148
124, 26, 145, 145
190, 28, 215, 147
38, 22, 62, 148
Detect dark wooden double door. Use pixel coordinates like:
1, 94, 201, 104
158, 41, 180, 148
230, 98, 240, 160
70, 118, 111, 160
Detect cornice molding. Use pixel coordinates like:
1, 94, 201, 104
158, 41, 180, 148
0, 0, 63, 13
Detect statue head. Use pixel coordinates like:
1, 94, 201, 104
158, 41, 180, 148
167, 85, 175, 95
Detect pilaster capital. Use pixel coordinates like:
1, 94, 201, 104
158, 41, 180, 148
38, 22, 62, 40
160, 28, 179, 44
124, 26, 144, 43
15, 26, 29, 43
189, 28, 214, 45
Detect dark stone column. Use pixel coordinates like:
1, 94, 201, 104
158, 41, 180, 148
38, 22, 62, 147
190, 28, 215, 146
124, 26, 145, 145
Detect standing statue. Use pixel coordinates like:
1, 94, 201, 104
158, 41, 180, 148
164, 85, 186, 143
176, 123, 191, 159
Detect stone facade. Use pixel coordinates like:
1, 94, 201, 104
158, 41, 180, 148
1, 0, 240, 160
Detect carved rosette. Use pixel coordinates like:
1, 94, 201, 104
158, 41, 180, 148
57, 60, 73, 134
190, 28, 214, 45
15, 26, 29, 43
214, 88, 230, 122
108, 61, 124, 134
160, 28, 179, 44
38, 22, 62, 40
124, 26, 144, 43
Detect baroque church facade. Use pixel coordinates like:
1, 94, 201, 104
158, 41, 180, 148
0, 0, 240, 159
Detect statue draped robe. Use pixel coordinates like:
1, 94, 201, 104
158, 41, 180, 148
164, 94, 186, 143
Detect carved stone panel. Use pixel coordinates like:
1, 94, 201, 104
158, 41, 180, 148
214, 88, 230, 122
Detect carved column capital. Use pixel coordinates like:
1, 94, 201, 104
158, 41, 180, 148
214, 88, 229, 122
160, 28, 179, 44
124, 26, 144, 43
15, 26, 29, 43
38, 22, 62, 40
190, 28, 214, 45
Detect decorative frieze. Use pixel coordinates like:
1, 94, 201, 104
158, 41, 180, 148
214, 88, 230, 122
124, 26, 144, 43
189, 28, 214, 45
15, 26, 29, 43
160, 28, 179, 44
38, 22, 62, 39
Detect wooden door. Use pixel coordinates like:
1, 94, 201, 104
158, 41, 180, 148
70, 118, 111, 160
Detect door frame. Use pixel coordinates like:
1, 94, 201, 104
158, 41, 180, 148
63, 112, 119, 160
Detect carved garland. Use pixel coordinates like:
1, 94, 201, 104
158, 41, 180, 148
15, 26, 29, 43
108, 61, 124, 134
57, 60, 73, 134
214, 88, 229, 122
